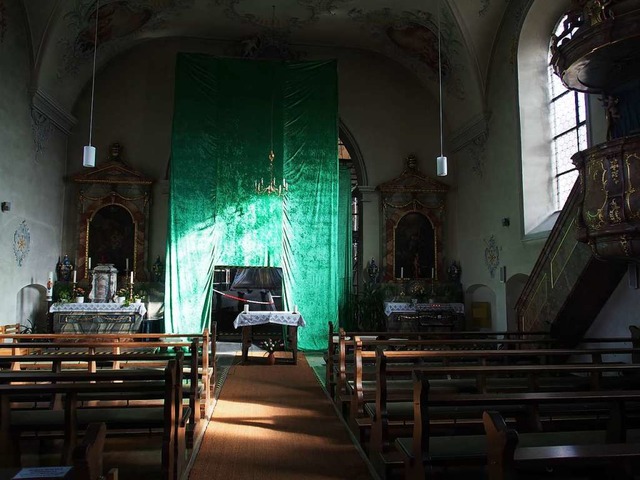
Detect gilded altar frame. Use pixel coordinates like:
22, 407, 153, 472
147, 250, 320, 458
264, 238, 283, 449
377, 155, 449, 283
72, 144, 153, 281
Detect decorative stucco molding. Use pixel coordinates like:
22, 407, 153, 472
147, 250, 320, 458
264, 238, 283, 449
31, 108, 54, 162
450, 113, 489, 152
31, 89, 76, 135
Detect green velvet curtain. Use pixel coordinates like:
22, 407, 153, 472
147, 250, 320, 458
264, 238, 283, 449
166, 54, 339, 350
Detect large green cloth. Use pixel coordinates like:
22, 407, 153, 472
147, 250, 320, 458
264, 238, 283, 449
166, 55, 339, 350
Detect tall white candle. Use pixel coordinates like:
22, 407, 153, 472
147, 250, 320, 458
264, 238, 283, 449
130, 271, 134, 284
88, 257, 92, 270
431, 267, 435, 279
46, 272, 54, 299
125, 258, 129, 271
400, 267, 404, 278
72, 270, 77, 284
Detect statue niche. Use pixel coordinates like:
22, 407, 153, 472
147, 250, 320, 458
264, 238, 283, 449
378, 155, 448, 282
72, 143, 153, 281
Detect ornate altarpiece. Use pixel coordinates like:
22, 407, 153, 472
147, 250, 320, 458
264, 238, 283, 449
72, 144, 153, 281
377, 156, 449, 282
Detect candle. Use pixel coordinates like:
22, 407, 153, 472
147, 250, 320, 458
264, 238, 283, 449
130, 271, 134, 284
293, 305, 299, 313
46, 272, 53, 299
243, 304, 249, 313
125, 258, 129, 271
400, 267, 404, 279
72, 270, 77, 284
88, 257, 92, 270
431, 267, 435, 279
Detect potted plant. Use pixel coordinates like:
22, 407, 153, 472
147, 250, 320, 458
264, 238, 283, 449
53, 282, 73, 304
261, 338, 283, 365
73, 286, 86, 303
115, 288, 129, 304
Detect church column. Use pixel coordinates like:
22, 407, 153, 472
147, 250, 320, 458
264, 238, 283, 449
359, 186, 381, 280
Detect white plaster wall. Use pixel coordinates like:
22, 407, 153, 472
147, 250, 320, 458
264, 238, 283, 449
0, 0, 67, 326
65, 38, 446, 275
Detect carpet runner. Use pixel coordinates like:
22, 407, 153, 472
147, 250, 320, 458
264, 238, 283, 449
189, 353, 375, 479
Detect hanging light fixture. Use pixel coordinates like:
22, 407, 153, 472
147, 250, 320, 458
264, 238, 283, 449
254, 90, 287, 195
436, 0, 447, 177
255, 7, 288, 196
83, 0, 100, 168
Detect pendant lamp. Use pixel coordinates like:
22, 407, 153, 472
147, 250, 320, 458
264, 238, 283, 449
83, 0, 100, 168
436, 0, 447, 177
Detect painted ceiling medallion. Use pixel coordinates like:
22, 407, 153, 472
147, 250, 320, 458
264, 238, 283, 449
484, 234, 500, 278
348, 7, 466, 100
13, 220, 31, 267
215, 0, 349, 31
58, 0, 194, 78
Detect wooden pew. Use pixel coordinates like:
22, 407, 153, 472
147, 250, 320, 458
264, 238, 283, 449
0, 328, 215, 419
0, 343, 203, 451
360, 345, 640, 478
333, 331, 633, 414
0, 356, 186, 480
72, 422, 107, 480
346, 338, 640, 443
326, 324, 633, 404
483, 410, 640, 480
395, 371, 640, 480
324, 326, 577, 403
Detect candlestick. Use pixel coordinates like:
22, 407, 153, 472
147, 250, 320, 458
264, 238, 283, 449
130, 271, 134, 284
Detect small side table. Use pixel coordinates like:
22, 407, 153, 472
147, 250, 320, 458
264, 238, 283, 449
233, 311, 306, 365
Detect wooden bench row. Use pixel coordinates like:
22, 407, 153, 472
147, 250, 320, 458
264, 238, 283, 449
347, 339, 640, 479
399, 370, 640, 480
323, 326, 640, 479
0, 354, 187, 480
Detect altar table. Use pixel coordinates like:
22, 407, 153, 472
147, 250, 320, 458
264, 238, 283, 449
233, 311, 306, 364
383, 302, 465, 332
49, 303, 147, 334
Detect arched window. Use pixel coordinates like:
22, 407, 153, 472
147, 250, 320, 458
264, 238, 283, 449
548, 19, 586, 210
518, 1, 594, 236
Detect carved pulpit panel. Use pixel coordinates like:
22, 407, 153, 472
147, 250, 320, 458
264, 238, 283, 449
72, 143, 153, 281
377, 155, 449, 282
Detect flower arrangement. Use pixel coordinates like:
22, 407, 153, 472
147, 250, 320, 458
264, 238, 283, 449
261, 338, 283, 353
116, 288, 129, 298
73, 286, 85, 297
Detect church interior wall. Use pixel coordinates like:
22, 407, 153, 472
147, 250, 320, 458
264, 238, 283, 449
65, 38, 445, 280
0, 0, 67, 325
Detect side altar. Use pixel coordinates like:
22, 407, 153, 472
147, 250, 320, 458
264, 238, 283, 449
49, 303, 147, 334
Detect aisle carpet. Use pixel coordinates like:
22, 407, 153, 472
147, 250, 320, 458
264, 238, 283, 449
189, 353, 374, 480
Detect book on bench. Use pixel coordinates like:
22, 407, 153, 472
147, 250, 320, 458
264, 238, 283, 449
12, 466, 73, 479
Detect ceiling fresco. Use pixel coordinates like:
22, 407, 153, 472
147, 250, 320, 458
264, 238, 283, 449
22, 0, 513, 131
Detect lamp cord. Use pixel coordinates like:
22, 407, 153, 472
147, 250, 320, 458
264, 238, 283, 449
437, 0, 444, 158
88, 0, 99, 147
